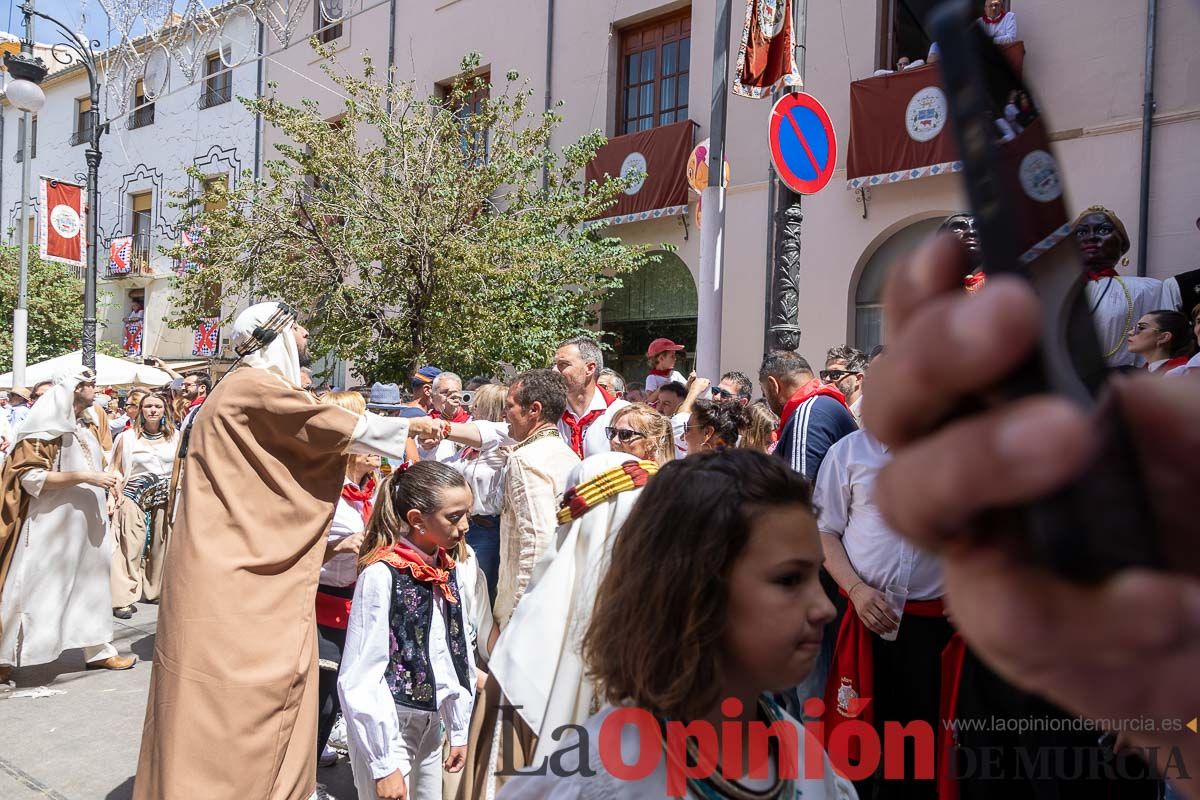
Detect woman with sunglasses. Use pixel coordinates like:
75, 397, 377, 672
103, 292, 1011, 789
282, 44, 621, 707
681, 399, 748, 456
605, 403, 675, 465
1125, 310, 1196, 373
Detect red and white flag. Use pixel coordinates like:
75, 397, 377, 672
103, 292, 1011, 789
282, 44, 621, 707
732, 0, 802, 99
109, 236, 133, 275
39, 177, 86, 266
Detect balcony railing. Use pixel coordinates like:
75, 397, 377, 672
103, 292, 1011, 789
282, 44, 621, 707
199, 84, 232, 109
69, 126, 93, 146
127, 105, 156, 130
105, 232, 156, 278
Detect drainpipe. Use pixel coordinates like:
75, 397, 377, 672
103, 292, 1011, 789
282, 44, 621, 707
253, 20, 264, 183
386, 0, 397, 113
542, 0, 555, 189
1135, 0, 1156, 277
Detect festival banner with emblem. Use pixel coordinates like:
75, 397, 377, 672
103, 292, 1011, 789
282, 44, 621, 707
846, 42, 1025, 189
733, 0, 802, 99
123, 319, 144, 357
38, 177, 86, 266
193, 317, 221, 357
109, 236, 134, 275
176, 225, 207, 275
585, 119, 694, 227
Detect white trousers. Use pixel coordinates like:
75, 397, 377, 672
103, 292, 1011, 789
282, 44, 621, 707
83, 641, 118, 663
351, 708, 443, 800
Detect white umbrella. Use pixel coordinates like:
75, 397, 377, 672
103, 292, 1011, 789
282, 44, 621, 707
0, 352, 173, 389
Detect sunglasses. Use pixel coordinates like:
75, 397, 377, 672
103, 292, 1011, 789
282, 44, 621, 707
605, 427, 645, 443
710, 387, 734, 399
819, 369, 858, 382
1132, 323, 1161, 333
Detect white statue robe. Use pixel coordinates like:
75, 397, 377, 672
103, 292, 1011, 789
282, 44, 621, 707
0, 423, 114, 667
1086, 275, 1163, 368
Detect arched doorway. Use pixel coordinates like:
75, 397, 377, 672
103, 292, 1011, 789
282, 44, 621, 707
602, 251, 698, 383
852, 217, 944, 353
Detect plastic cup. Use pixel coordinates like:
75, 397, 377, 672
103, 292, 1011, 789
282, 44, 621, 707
879, 582, 909, 642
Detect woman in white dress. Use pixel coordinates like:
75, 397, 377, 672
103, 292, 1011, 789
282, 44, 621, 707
109, 392, 179, 618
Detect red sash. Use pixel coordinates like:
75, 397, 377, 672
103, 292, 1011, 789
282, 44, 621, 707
561, 386, 615, 458
777, 379, 847, 437
315, 590, 354, 630
822, 588, 945, 760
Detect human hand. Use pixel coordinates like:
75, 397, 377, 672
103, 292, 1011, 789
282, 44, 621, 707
335, 531, 365, 556
106, 493, 118, 518
375, 769, 408, 800
476, 669, 488, 692
443, 744, 467, 773
866, 234, 1200, 781
690, 376, 711, 395
82, 471, 120, 491
849, 582, 899, 635
407, 416, 443, 441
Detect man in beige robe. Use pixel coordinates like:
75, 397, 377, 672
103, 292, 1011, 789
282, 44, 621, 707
133, 302, 442, 800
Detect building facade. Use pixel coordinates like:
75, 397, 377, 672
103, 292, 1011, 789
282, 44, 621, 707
260, 0, 1199, 382
0, 10, 259, 365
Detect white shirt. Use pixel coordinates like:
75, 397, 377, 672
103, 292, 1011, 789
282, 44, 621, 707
338, 557, 476, 780
446, 430, 508, 516
813, 431, 943, 600
983, 11, 1018, 43
556, 389, 630, 459
644, 370, 686, 393
114, 430, 178, 480
322, 479, 371, 588
670, 411, 690, 458
1166, 352, 1200, 377
1086, 275, 1162, 368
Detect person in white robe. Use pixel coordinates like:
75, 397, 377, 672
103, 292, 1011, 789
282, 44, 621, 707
488, 452, 654, 766
1074, 205, 1163, 368
0, 368, 135, 677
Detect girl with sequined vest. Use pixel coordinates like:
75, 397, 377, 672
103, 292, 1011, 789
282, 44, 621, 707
339, 461, 479, 800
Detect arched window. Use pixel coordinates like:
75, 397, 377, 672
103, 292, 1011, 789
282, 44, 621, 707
854, 217, 944, 352
602, 250, 698, 381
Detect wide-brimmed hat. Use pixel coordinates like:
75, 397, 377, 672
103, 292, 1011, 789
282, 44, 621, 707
9, 386, 31, 402
367, 382, 405, 410
646, 338, 686, 358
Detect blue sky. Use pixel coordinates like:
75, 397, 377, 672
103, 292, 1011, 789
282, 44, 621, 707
4, 0, 130, 47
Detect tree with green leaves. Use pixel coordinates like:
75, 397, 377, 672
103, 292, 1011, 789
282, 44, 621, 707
0, 245, 120, 372
168, 50, 656, 381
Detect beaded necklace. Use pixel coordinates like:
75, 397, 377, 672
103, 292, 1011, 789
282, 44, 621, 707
1097, 276, 1134, 360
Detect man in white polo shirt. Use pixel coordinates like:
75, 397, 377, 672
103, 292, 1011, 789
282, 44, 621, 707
551, 335, 629, 458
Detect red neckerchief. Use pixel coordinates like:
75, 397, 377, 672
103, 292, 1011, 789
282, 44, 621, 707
430, 408, 470, 423
561, 385, 615, 458
188, 396, 205, 410
648, 368, 672, 377
341, 477, 376, 525
362, 540, 458, 604
1086, 267, 1119, 281
822, 588, 946, 760
982, 10, 1008, 24
777, 378, 847, 435
937, 633, 969, 800
963, 271, 986, 293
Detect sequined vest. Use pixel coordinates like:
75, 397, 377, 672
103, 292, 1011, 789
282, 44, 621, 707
381, 562, 472, 712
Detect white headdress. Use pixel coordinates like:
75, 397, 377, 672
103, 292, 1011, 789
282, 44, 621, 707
230, 302, 302, 387
13, 367, 95, 445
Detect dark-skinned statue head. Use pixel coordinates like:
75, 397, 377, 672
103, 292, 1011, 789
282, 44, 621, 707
939, 212, 983, 270
1072, 205, 1130, 271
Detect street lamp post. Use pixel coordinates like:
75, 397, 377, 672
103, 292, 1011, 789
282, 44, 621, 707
6, 0, 104, 373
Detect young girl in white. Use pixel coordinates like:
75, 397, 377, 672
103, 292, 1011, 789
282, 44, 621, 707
499, 448, 857, 800
339, 461, 479, 800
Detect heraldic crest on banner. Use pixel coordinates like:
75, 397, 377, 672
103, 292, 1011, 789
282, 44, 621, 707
733, 0, 802, 99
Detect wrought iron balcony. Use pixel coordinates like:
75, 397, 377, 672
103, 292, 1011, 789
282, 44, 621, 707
127, 105, 156, 130
69, 126, 93, 146
199, 85, 232, 109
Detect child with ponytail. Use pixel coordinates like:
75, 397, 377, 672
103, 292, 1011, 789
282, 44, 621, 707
338, 461, 481, 800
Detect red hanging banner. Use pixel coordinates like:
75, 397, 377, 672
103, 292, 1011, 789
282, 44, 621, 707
39, 177, 86, 266
733, 0, 803, 99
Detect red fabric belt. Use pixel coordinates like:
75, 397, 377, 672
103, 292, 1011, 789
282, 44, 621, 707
315, 586, 355, 630
822, 587, 945, 760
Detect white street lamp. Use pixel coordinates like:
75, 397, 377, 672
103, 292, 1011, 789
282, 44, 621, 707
5, 77, 45, 113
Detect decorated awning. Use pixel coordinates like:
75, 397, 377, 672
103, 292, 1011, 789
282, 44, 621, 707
846, 42, 1025, 190
586, 120, 695, 227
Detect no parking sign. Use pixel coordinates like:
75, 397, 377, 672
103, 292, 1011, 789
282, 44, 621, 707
769, 92, 837, 195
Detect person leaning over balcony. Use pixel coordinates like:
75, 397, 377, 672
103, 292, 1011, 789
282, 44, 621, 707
981, 0, 1017, 44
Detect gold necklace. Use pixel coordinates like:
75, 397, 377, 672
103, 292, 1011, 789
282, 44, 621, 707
1100, 276, 1134, 360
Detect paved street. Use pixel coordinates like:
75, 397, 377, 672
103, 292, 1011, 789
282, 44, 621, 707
0, 603, 356, 799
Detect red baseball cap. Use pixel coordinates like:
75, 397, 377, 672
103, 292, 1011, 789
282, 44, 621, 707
646, 338, 686, 358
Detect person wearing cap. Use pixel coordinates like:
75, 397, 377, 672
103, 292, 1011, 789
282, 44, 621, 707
1073, 205, 1164, 368
7, 386, 32, 431
643, 337, 687, 400
132, 302, 444, 800
399, 365, 441, 418
0, 368, 130, 681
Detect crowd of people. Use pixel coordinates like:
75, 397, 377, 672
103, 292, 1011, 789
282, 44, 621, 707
0, 201, 1195, 800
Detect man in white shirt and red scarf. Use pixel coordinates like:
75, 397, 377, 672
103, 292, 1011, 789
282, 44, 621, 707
981, 0, 1018, 43
815, 427, 951, 800
552, 335, 629, 458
